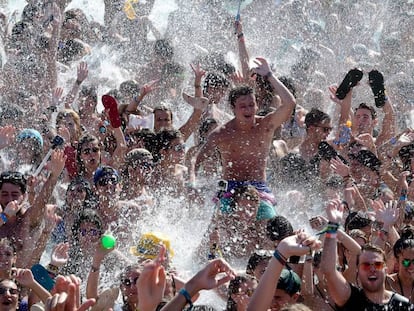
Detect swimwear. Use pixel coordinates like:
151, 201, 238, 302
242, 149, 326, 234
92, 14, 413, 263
214, 180, 277, 220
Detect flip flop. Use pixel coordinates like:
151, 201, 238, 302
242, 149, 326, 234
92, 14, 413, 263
335, 68, 363, 100
368, 70, 387, 108
102, 95, 122, 128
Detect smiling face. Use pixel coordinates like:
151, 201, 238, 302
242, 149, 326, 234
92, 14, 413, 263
120, 267, 142, 305
398, 248, 414, 280
232, 94, 258, 125
357, 250, 386, 293
0, 243, 16, 274
354, 108, 376, 135
0, 280, 19, 311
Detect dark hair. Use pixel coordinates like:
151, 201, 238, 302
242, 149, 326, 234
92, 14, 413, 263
226, 275, 256, 311
152, 129, 182, 161
345, 211, 372, 231
356, 243, 386, 266
246, 251, 271, 275
279, 76, 297, 99
71, 208, 103, 240
304, 108, 331, 128
266, 216, 294, 241
393, 237, 414, 259
355, 103, 377, 120
228, 85, 254, 108
203, 72, 230, 95
154, 39, 174, 59
399, 143, 414, 171
21, 3, 42, 24
352, 150, 381, 173
119, 80, 140, 100
198, 118, 218, 144
0, 171, 27, 194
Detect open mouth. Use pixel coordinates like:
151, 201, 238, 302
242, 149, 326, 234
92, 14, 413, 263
368, 275, 378, 281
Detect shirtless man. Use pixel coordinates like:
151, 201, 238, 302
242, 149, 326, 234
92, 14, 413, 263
195, 57, 296, 200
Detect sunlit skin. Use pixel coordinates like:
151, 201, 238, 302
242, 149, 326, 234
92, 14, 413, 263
0, 279, 19, 311
0, 184, 23, 210
56, 114, 80, 144
154, 110, 173, 133
270, 289, 298, 311
387, 248, 414, 302
79, 141, 101, 178
0, 245, 16, 279
230, 279, 258, 311
357, 251, 387, 297
299, 120, 332, 163
78, 222, 101, 253
121, 268, 141, 307
354, 108, 377, 136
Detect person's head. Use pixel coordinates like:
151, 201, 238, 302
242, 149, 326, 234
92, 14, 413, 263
21, 2, 44, 26
246, 250, 272, 280
348, 149, 381, 187
65, 177, 93, 209
0, 279, 19, 311
153, 129, 185, 165
71, 208, 103, 250
345, 211, 373, 239
77, 133, 101, 176
15, 129, 43, 168
93, 166, 121, 198
56, 109, 82, 143
266, 216, 294, 243
153, 106, 173, 133
0, 238, 17, 275
78, 85, 98, 116
9, 21, 32, 50
324, 175, 343, 201
304, 108, 332, 141
153, 39, 174, 62
354, 103, 377, 135
0, 172, 26, 208
161, 62, 185, 92
120, 264, 143, 307
228, 86, 258, 124
119, 80, 140, 103
270, 269, 301, 311
356, 244, 387, 293
344, 229, 368, 263
226, 274, 257, 311
122, 148, 154, 185
399, 143, 414, 173
58, 38, 90, 64
203, 72, 230, 103
393, 237, 414, 280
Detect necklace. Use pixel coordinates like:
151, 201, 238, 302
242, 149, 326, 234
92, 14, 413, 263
397, 274, 414, 301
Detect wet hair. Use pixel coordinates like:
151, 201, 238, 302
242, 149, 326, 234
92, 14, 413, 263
266, 215, 294, 241
279, 76, 297, 99
304, 108, 331, 128
203, 72, 230, 95
21, 3, 43, 24
393, 237, 414, 259
228, 85, 254, 108
0, 171, 27, 194
154, 39, 174, 60
59, 39, 88, 64
356, 243, 386, 266
398, 143, 414, 171
0, 237, 17, 255
153, 105, 173, 123
79, 85, 98, 102
355, 103, 377, 120
65, 177, 93, 206
345, 211, 372, 231
119, 80, 140, 100
198, 118, 218, 144
348, 229, 368, 244
127, 129, 156, 152
152, 129, 183, 161
226, 274, 256, 311
280, 303, 313, 311
352, 150, 381, 173
246, 251, 271, 275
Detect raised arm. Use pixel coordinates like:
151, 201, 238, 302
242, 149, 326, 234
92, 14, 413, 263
178, 93, 209, 142
64, 62, 89, 109
235, 20, 251, 83
194, 130, 220, 177
320, 199, 351, 307
252, 58, 296, 129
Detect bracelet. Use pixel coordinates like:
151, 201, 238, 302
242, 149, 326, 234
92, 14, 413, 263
179, 288, 193, 308
75, 79, 82, 85
194, 84, 201, 88
273, 249, 287, 266
133, 94, 141, 104
237, 32, 244, 39
90, 265, 100, 272
265, 71, 273, 79
305, 255, 313, 262
0, 212, 7, 224
400, 195, 407, 201
325, 232, 337, 239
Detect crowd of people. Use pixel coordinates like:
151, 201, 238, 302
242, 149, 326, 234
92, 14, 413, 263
0, 0, 413, 310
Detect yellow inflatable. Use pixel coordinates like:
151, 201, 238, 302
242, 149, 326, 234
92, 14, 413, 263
124, 0, 139, 20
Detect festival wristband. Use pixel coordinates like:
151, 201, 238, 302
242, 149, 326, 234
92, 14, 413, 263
179, 288, 193, 308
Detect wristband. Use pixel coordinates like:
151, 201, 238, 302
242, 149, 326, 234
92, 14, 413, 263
47, 264, 59, 275
90, 265, 100, 273
0, 212, 7, 224
325, 232, 337, 239
273, 249, 287, 266
179, 288, 193, 308
75, 79, 82, 85
237, 32, 244, 39
265, 71, 273, 79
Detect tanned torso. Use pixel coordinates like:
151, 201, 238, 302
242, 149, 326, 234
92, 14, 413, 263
213, 116, 275, 181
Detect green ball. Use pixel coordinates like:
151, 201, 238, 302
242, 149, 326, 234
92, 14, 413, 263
101, 234, 116, 249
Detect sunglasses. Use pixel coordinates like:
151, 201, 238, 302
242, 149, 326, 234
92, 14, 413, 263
121, 276, 139, 287
172, 143, 186, 152
80, 228, 100, 237
359, 261, 385, 271
0, 287, 19, 295
314, 125, 333, 133
82, 147, 100, 155
97, 176, 119, 187
402, 259, 414, 268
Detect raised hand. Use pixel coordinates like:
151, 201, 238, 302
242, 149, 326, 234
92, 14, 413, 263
140, 79, 159, 98
77, 62, 89, 84
52, 87, 64, 107
190, 63, 206, 80
371, 199, 399, 227
3, 200, 21, 219
49, 149, 66, 177
44, 204, 61, 234
276, 231, 322, 258
325, 199, 344, 224
328, 85, 343, 105
330, 157, 350, 177
12, 268, 36, 287
251, 57, 271, 77
50, 243, 70, 267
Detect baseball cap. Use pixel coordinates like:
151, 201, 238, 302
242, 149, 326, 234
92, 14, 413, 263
17, 129, 43, 147
277, 269, 301, 296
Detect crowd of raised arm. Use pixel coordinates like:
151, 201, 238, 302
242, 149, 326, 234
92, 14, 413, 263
0, 0, 413, 310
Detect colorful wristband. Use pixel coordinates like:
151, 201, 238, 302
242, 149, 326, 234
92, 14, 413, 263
273, 249, 287, 266
0, 213, 7, 224
179, 288, 193, 308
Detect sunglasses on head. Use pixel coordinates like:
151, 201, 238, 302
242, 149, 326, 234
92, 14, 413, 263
0, 287, 19, 295
121, 276, 139, 287
402, 259, 414, 268
82, 147, 100, 155
359, 261, 385, 271
97, 176, 118, 187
